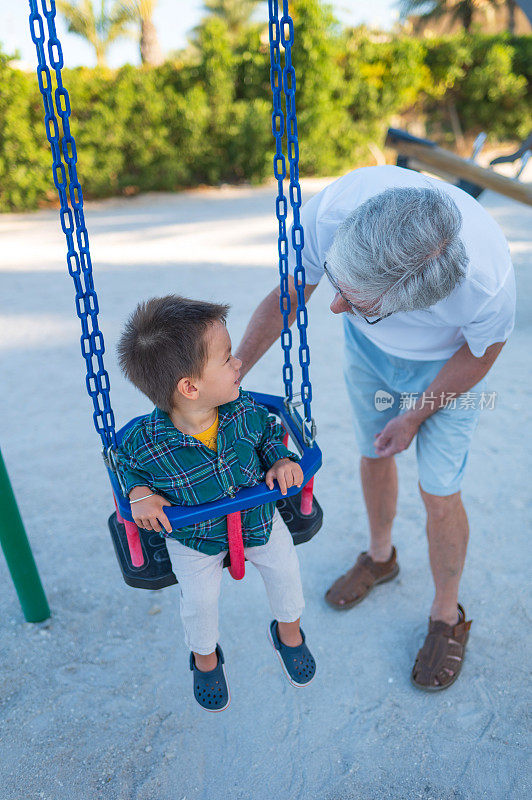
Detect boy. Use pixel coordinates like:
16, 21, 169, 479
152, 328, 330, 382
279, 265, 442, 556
114, 295, 316, 712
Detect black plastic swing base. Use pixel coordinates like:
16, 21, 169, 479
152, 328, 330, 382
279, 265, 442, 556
108, 491, 323, 590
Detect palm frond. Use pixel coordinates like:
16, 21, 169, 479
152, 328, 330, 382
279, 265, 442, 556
119, 0, 158, 21
56, 0, 134, 63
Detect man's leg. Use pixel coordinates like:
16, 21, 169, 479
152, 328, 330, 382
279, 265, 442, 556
415, 381, 485, 626
412, 486, 473, 690
325, 454, 399, 607
361, 455, 398, 562
410, 388, 482, 689
327, 318, 403, 607
419, 486, 468, 626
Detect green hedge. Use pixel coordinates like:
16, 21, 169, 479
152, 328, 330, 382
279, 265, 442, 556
1, 0, 530, 211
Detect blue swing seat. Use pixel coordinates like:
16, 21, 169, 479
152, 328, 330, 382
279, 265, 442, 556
107, 392, 322, 589
108, 392, 321, 526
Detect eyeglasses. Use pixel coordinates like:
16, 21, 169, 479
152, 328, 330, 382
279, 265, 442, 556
323, 263, 392, 325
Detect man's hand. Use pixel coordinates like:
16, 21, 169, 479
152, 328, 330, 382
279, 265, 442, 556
374, 412, 420, 458
265, 458, 303, 496
129, 486, 172, 534
373, 341, 508, 459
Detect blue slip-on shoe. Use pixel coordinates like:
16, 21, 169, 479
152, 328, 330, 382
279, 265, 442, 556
268, 620, 316, 688
189, 644, 230, 712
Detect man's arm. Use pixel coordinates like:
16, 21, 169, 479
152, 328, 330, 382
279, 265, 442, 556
374, 341, 506, 458
235, 275, 318, 377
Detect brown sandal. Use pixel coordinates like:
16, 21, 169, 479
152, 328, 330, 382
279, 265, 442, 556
325, 547, 399, 610
411, 604, 472, 692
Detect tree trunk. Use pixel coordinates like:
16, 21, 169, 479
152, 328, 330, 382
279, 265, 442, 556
462, 8, 473, 32
95, 42, 107, 68
507, 0, 516, 33
140, 18, 163, 66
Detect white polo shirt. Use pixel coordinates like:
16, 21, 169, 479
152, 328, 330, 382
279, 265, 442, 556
288, 166, 516, 360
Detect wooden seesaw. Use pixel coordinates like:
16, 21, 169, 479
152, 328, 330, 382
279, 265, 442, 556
385, 128, 532, 207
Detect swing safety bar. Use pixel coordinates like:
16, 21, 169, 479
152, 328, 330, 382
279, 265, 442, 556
282, 431, 315, 515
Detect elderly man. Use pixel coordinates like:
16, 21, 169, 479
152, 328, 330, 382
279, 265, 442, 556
235, 165, 515, 691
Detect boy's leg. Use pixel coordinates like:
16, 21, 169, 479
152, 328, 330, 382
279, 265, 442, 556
244, 510, 305, 646
164, 538, 225, 670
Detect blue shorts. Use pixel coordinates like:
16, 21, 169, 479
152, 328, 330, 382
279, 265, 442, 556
343, 318, 486, 496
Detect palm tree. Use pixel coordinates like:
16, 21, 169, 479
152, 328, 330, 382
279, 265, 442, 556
202, 0, 262, 36
120, 1, 163, 66
57, 0, 133, 67
399, 0, 496, 32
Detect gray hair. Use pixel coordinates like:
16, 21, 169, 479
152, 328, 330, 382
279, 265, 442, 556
325, 187, 468, 315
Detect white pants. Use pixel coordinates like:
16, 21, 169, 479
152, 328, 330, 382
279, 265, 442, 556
165, 509, 305, 655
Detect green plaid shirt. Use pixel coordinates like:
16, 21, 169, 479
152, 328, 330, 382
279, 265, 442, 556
114, 390, 298, 554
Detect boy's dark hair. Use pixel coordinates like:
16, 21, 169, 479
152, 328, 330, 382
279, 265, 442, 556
117, 295, 230, 412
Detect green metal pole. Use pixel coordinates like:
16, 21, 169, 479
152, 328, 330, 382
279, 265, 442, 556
0, 447, 50, 622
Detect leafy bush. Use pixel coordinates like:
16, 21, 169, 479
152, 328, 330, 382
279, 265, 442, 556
0, 52, 54, 210
423, 34, 531, 140
0, 4, 530, 212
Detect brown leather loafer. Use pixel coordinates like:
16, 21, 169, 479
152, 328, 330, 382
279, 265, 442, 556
325, 547, 399, 610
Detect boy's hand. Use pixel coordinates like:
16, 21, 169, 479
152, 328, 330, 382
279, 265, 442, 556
129, 486, 172, 534
265, 458, 303, 496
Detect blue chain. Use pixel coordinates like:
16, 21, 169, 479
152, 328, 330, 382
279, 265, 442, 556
268, 0, 313, 425
268, 0, 293, 404
27, 0, 311, 447
28, 0, 116, 450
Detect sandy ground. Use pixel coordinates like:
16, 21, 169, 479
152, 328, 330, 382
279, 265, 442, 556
0, 175, 531, 800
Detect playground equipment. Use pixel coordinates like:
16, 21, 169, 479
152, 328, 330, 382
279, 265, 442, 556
27, 0, 322, 590
0, 448, 50, 622
386, 128, 532, 206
